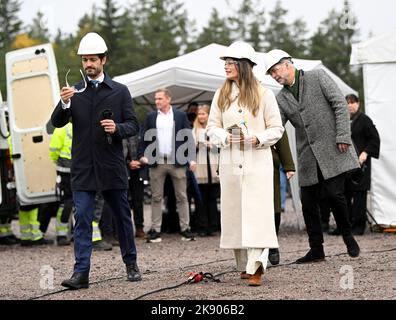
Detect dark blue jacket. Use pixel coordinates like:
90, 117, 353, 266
142, 108, 196, 167
51, 73, 139, 191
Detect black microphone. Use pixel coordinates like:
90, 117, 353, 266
101, 109, 114, 144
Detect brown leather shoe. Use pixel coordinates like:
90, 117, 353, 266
248, 266, 263, 286
240, 271, 251, 279
135, 228, 146, 239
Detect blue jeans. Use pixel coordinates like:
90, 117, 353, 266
72, 190, 137, 273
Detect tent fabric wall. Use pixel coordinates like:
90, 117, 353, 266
351, 31, 396, 227
350, 30, 396, 64
363, 63, 396, 226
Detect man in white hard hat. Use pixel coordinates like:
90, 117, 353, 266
265, 49, 361, 263
51, 32, 142, 289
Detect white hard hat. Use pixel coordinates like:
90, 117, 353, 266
77, 32, 108, 55
264, 49, 292, 74
220, 41, 257, 66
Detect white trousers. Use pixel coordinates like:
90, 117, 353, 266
234, 248, 269, 274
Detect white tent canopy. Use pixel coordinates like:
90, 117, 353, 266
114, 43, 356, 110
351, 30, 396, 227
351, 30, 396, 64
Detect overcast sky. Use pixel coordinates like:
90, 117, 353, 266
17, 0, 396, 43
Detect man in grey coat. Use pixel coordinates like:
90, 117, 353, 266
264, 49, 361, 263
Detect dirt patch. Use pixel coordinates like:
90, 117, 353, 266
0, 201, 395, 301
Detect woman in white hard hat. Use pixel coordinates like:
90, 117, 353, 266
207, 41, 284, 286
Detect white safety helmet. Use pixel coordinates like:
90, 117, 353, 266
77, 32, 108, 55
220, 41, 257, 66
264, 49, 292, 74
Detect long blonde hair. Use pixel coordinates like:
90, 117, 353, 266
218, 59, 261, 117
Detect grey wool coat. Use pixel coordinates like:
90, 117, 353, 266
276, 69, 359, 187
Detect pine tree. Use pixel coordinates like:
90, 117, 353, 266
134, 0, 190, 66
227, 0, 266, 50
0, 0, 22, 98
98, 2, 121, 53
308, 0, 361, 94
53, 30, 81, 87
77, 5, 101, 35
193, 8, 232, 49
264, 0, 308, 57
28, 10, 50, 43
0, 0, 22, 49
96, 0, 123, 76
115, 9, 144, 74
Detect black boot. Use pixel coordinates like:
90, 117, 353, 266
61, 272, 89, 290
0, 235, 19, 245
296, 248, 325, 264
343, 235, 360, 257
57, 236, 71, 246
328, 228, 341, 236
268, 248, 280, 265
352, 225, 366, 235
126, 262, 142, 282
31, 238, 54, 246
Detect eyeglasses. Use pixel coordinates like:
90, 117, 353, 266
224, 59, 239, 66
268, 61, 287, 75
65, 69, 87, 93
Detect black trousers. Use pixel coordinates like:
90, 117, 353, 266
195, 183, 220, 233
301, 169, 352, 250
38, 201, 60, 233
345, 190, 367, 231
161, 175, 179, 233
128, 170, 144, 230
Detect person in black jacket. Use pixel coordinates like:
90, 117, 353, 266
51, 32, 141, 289
123, 128, 147, 239
345, 94, 380, 235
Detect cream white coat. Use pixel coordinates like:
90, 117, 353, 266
207, 83, 284, 249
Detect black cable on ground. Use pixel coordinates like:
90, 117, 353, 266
133, 279, 188, 300
29, 288, 70, 300
134, 272, 220, 300
29, 275, 126, 300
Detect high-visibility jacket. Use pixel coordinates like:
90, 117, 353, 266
49, 122, 72, 173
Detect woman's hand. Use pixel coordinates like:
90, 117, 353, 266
226, 133, 242, 144
226, 134, 259, 146
244, 135, 258, 146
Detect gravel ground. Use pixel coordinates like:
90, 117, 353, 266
0, 200, 395, 301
